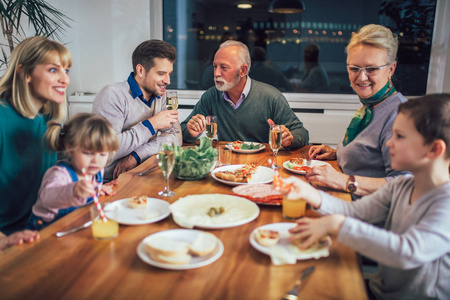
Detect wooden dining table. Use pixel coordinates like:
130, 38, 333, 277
0, 143, 368, 300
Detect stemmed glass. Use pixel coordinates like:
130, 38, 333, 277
269, 124, 282, 169
166, 91, 178, 134
157, 141, 175, 196
205, 115, 217, 143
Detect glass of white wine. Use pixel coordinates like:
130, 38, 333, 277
269, 124, 282, 169
157, 141, 175, 197
205, 115, 217, 143
166, 91, 178, 111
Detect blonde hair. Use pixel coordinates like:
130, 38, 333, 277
46, 113, 119, 158
346, 24, 398, 65
0, 36, 72, 121
219, 40, 251, 74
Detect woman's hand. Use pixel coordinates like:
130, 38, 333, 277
308, 145, 337, 160
305, 164, 347, 191
1, 230, 40, 251
288, 215, 345, 249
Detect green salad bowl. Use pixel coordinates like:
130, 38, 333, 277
172, 155, 217, 180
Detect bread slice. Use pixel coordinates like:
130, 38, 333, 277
151, 253, 192, 265
145, 236, 190, 258
189, 232, 217, 257
255, 229, 280, 247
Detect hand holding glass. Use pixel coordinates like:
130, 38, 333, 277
206, 115, 217, 143
158, 142, 176, 196
166, 91, 178, 110
269, 124, 282, 169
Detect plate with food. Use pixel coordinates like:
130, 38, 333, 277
249, 223, 331, 260
211, 163, 275, 186
137, 229, 224, 270
170, 194, 260, 229
283, 158, 331, 175
226, 141, 266, 154
231, 184, 282, 206
104, 196, 171, 225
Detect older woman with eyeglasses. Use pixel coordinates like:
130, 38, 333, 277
307, 24, 409, 199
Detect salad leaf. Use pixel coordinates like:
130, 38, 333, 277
173, 137, 218, 179
240, 142, 261, 150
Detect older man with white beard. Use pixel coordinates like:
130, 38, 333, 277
181, 40, 309, 150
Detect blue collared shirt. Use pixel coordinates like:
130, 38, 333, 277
127, 72, 160, 164
222, 76, 251, 109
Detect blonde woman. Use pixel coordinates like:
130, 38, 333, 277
307, 24, 409, 199
0, 36, 71, 249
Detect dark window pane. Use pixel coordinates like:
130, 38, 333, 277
163, 0, 436, 96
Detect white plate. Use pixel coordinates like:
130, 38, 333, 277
211, 164, 275, 186
136, 229, 224, 270
170, 194, 260, 229
226, 142, 266, 153
104, 198, 170, 225
283, 160, 332, 175
249, 223, 331, 260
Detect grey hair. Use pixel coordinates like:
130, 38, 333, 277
346, 24, 398, 65
219, 40, 251, 74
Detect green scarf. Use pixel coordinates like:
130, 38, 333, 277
343, 81, 397, 146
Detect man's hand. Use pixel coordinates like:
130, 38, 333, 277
113, 154, 138, 179
148, 110, 178, 131
186, 114, 207, 137
267, 119, 293, 148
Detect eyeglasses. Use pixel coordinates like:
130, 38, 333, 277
347, 64, 390, 76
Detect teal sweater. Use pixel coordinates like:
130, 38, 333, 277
0, 101, 56, 234
181, 79, 309, 150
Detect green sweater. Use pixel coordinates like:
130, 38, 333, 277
181, 79, 309, 150
0, 101, 56, 234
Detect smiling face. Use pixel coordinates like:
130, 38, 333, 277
213, 46, 247, 93
26, 55, 70, 110
347, 44, 396, 99
68, 148, 110, 177
387, 112, 429, 172
136, 57, 173, 99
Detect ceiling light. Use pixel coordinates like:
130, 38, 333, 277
237, 3, 252, 9
268, 0, 306, 14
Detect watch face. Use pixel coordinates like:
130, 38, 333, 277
348, 183, 357, 193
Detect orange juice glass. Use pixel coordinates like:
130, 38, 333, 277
282, 197, 307, 220
90, 205, 119, 240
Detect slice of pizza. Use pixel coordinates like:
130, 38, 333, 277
288, 158, 311, 172
215, 163, 259, 183
289, 158, 304, 166
232, 140, 244, 149
255, 229, 280, 247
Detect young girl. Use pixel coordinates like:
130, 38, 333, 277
27, 113, 119, 230
284, 94, 450, 299
0, 36, 71, 247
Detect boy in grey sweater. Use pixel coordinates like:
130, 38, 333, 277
285, 94, 450, 299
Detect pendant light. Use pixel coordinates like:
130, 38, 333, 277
268, 0, 306, 14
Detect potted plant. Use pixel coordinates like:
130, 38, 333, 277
0, 0, 72, 70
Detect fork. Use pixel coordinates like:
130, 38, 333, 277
281, 266, 315, 300
138, 165, 158, 176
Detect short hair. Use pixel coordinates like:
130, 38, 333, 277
304, 44, 320, 62
345, 24, 398, 65
398, 94, 450, 158
219, 40, 251, 74
0, 36, 72, 121
46, 113, 119, 158
132, 40, 177, 73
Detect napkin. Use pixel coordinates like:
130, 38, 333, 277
269, 245, 296, 265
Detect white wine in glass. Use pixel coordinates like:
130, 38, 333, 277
158, 142, 175, 197
166, 91, 178, 110
206, 115, 217, 143
269, 124, 282, 169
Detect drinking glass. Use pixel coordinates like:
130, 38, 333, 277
166, 91, 178, 134
157, 141, 176, 196
269, 124, 282, 169
205, 115, 217, 143
90, 205, 119, 240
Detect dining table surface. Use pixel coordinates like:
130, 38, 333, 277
0, 142, 368, 300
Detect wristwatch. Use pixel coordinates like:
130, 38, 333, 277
347, 175, 358, 193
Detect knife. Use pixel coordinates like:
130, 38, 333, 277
281, 266, 315, 300
55, 220, 93, 237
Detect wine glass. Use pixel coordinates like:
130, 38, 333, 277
157, 141, 175, 197
205, 115, 217, 143
165, 91, 178, 134
269, 124, 282, 169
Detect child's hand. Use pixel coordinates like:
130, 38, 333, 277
288, 215, 345, 249
100, 180, 118, 196
74, 179, 96, 199
281, 176, 322, 208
